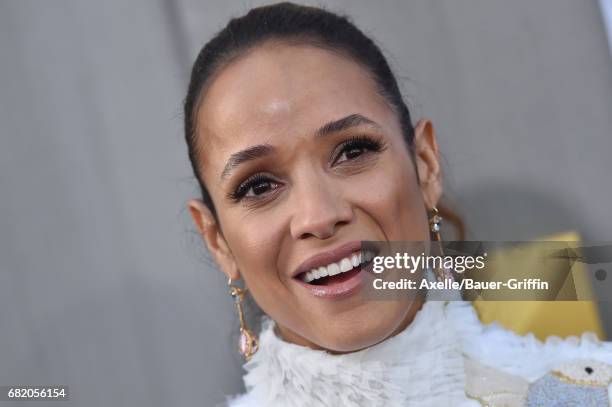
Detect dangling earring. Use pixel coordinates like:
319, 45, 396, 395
228, 278, 259, 360
428, 206, 451, 282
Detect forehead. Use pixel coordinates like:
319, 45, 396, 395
195, 43, 396, 171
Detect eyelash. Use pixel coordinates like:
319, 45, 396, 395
228, 135, 385, 203
332, 135, 385, 165
228, 173, 277, 202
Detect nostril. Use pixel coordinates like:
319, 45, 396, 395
290, 198, 353, 240
300, 230, 333, 240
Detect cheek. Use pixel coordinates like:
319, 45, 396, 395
353, 150, 428, 241
226, 217, 279, 282
222, 212, 295, 313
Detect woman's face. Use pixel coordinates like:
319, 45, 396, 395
189, 42, 442, 352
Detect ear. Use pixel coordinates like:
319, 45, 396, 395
413, 119, 443, 210
188, 199, 240, 281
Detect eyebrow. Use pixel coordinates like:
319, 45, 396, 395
316, 113, 381, 138
220, 113, 381, 180
221, 144, 274, 180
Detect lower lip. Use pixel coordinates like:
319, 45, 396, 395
295, 264, 367, 299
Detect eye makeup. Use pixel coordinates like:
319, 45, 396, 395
227, 133, 387, 204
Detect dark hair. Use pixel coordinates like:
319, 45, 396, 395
184, 2, 414, 218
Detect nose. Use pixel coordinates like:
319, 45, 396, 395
289, 174, 354, 240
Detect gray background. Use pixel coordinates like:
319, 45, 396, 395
1, 1, 611, 406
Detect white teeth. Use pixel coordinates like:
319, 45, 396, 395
304, 271, 315, 283
300, 250, 377, 283
327, 262, 340, 276
328, 265, 340, 277
351, 253, 360, 267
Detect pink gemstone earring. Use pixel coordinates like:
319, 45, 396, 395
228, 278, 259, 361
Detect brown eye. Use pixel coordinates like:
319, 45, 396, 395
333, 135, 385, 166
249, 179, 274, 196
339, 146, 366, 162
230, 173, 280, 202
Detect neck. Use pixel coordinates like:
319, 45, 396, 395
241, 300, 471, 406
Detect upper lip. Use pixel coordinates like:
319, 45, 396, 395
292, 241, 363, 279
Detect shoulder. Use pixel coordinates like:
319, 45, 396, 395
225, 392, 256, 407
446, 301, 612, 380
446, 302, 612, 404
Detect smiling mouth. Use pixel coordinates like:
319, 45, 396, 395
295, 250, 375, 286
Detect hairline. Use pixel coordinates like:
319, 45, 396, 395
190, 36, 403, 159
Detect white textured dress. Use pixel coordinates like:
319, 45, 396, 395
226, 300, 612, 406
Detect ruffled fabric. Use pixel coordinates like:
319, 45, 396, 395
454, 305, 612, 381
227, 300, 612, 406
449, 301, 612, 406
229, 300, 473, 406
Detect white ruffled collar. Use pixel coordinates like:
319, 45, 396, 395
227, 297, 612, 407
236, 301, 479, 406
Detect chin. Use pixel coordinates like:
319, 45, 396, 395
312, 300, 417, 353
